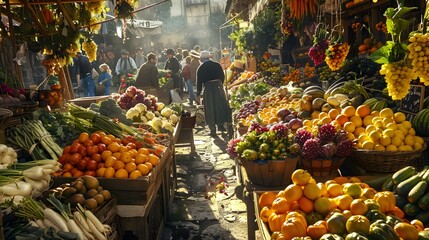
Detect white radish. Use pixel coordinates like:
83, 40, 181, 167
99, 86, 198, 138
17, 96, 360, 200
43, 208, 68, 232
76, 219, 95, 240
36, 219, 46, 228
24, 177, 46, 192
67, 219, 86, 240
44, 218, 60, 231
74, 211, 91, 233
29, 220, 39, 227
87, 219, 106, 240
0, 181, 32, 196
84, 210, 105, 233
102, 224, 112, 234
23, 166, 45, 180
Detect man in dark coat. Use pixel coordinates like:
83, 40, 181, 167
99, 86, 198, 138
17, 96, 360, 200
75, 51, 94, 97
135, 53, 159, 96
196, 51, 232, 137
164, 48, 183, 95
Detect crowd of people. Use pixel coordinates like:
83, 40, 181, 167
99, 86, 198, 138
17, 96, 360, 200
73, 44, 231, 137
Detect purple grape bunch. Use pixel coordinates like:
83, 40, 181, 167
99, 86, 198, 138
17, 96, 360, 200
236, 100, 261, 119
308, 40, 329, 66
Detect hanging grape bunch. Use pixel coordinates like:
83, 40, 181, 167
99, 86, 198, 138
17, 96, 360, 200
408, 32, 429, 86
82, 39, 98, 62
379, 61, 417, 100
325, 26, 349, 71
308, 24, 329, 66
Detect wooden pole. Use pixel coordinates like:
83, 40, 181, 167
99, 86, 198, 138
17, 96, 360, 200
63, 66, 75, 99
58, 67, 71, 101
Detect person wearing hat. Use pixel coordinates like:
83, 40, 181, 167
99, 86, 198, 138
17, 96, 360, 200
135, 53, 159, 95
164, 48, 183, 95
196, 50, 232, 137
115, 50, 137, 76
134, 47, 147, 69
189, 50, 201, 90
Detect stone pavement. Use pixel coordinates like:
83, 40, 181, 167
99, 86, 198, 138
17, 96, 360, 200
162, 103, 248, 240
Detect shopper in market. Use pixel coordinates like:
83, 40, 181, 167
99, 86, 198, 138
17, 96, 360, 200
134, 47, 147, 69
115, 50, 137, 76
97, 63, 112, 95
189, 50, 201, 91
135, 53, 159, 96
196, 50, 232, 137
164, 48, 183, 95
75, 51, 95, 97
181, 56, 196, 105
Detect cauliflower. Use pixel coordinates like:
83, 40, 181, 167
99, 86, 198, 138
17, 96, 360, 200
135, 103, 147, 113
162, 121, 174, 132
161, 108, 173, 118
151, 117, 163, 128
156, 102, 165, 111
126, 108, 140, 119
169, 114, 179, 125
145, 111, 155, 120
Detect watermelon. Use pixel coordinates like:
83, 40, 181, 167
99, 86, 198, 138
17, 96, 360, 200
413, 108, 429, 137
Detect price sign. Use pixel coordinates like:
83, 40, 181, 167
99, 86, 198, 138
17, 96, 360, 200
400, 84, 425, 119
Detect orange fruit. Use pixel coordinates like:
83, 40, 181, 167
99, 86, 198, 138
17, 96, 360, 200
104, 167, 115, 178
314, 197, 333, 215
342, 106, 356, 118
259, 192, 278, 208
298, 196, 314, 213
78, 132, 90, 143
356, 105, 371, 118
268, 117, 279, 124
115, 138, 122, 144
137, 164, 150, 175
125, 162, 137, 173
335, 114, 349, 127
138, 148, 151, 155
104, 156, 117, 168
135, 154, 149, 164
329, 109, 340, 120
303, 182, 321, 200
115, 169, 128, 178
101, 136, 112, 145
107, 142, 120, 152
291, 169, 312, 186
319, 112, 329, 119
63, 172, 72, 177
327, 183, 344, 197
120, 152, 133, 163
148, 154, 160, 166
336, 195, 353, 211
129, 170, 142, 179
106, 134, 116, 142
144, 162, 153, 171
350, 199, 368, 215
113, 160, 125, 171
283, 184, 304, 202
271, 197, 290, 214
96, 167, 106, 177
350, 115, 363, 128
128, 149, 138, 157
119, 146, 128, 153
371, 111, 380, 117
112, 152, 121, 159
101, 150, 112, 161
333, 176, 349, 185
96, 131, 107, 139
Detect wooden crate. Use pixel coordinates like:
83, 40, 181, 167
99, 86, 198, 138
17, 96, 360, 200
52, 149, 172, 205
94, 197, 117, 225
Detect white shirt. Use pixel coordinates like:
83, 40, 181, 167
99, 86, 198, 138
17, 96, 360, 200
115, 57, 137, 75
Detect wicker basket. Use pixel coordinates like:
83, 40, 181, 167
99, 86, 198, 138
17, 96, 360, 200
239, 157, 298, 187
349, 143, 427, 173
299, 157, 345, 177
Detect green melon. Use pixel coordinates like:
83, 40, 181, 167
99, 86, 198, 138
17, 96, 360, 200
413, 109, 429, 137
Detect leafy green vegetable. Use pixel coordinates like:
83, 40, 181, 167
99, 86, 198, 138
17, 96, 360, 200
98, 99, 132, 125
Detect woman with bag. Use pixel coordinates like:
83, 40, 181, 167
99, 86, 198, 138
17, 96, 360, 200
97, 63, 112, 95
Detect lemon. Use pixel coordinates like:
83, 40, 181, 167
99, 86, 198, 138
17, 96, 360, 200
392, 136, 403, 147
374, 144, 386, 151
355, 143, 363, 149
358, 134, 370, 143
374, 120, 384, 128
398, 145, 408, 151
393, 112, 406, 123
386, 145, 398, 152
366, 125, 377, 133
347, 133, 355, 141
408, 128, 416, 136
321, 116, 332, 125
350, 115, 363, 128
380, 136, 392, 146
415, 136, 425, 145
386, 123, 398, 131
397, 124, 408, 135
372, 117, 381, 124
402, 120, 412, 129
414, 143, 423, 150
303, 119, 312, 127
404, 135, 415, 146
353, 127, 366, 137
344, 122, 356, 133
382, 117, 394, 126
369, 131, 382, 141
363, 115, 374, 126
362, 141, 375, 150
393, 130, 405, 140
380, 108, 394, 118
383, 129, 395, 138
404, 145, 414, 151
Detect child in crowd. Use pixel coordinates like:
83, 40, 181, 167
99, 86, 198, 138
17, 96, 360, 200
181, 56, 196, 105
98, 63, 112, 95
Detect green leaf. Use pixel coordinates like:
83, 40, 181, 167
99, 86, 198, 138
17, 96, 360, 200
368, 42, 394, 64
386, 18, 395, 36
384, 7, 396, 19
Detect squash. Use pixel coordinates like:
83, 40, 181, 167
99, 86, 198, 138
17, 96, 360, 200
327, 97, 340, 107
312, 98, 327, 111
269, 213, 287, 232
394, 222, 419, 240
286, 211, 307, 228
326, 212, 347, 235
260, 206, 273, 223
307, 220, 328, 239
346, 215, 370, 235
373, 191, 396, 213
272, 197, 290, 214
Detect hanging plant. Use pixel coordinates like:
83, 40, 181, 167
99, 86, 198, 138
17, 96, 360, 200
308, 23, 329, 66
